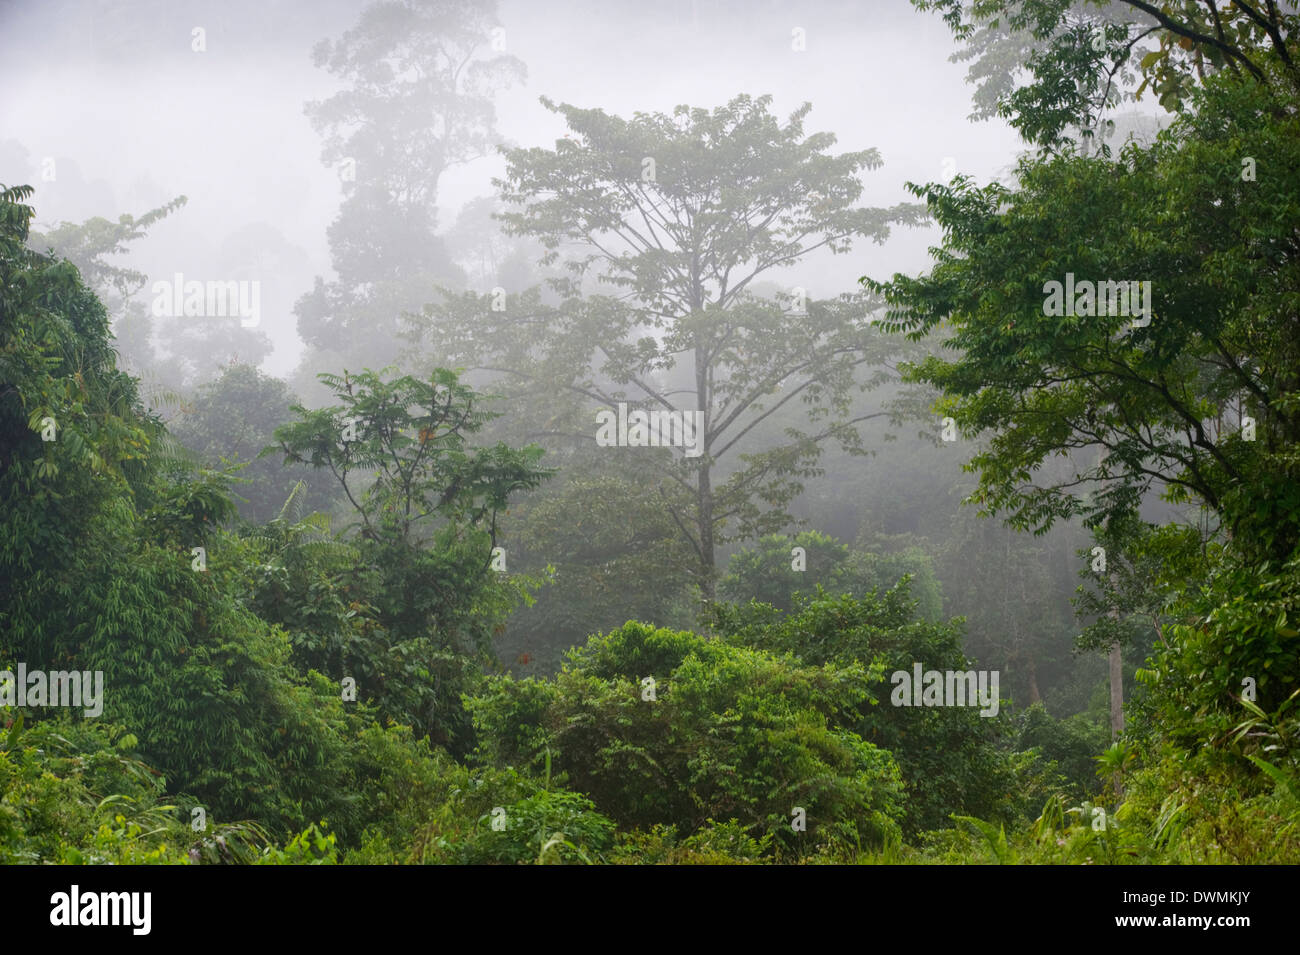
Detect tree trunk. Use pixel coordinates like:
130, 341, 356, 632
695, 339, 715, 603
1109, 641, 1124, 739
1026, 655, 1041, 705
697, 462, 715, 603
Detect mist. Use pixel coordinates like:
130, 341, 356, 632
2, 0, 1291, 889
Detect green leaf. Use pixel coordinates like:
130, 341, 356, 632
4, 712, 23, 750
1247, 755, 1300, 802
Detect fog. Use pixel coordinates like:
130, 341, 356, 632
10, 0, 1276, 881
1, 0, 1022, 378
0, 0, 1175, 710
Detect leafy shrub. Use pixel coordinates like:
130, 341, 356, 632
467, 620, 905, 858
610, 819, 771, 865
0, 718, 190, 864
712, 586, 1015, 834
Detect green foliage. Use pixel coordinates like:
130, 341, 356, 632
721, 530, 943, 621
869, 72, 1300, 563
467, 620, 904, 858
951, 813, 1014, 864
721, 530, 851, 612
610, 819, 772, 865
57, 539, 361, 833
1133, 760, 1300, 864
913, 0, 1300, 148
342, 757, 616, 865
255, 823, 339, 865
5, 6, 1299, 866
495, 462, 697, 675
414, 92, 927, 599
1141, 545, 1300, 760
272, 365, 552, 750
274, 366, 550, 546
0, 718, 192, 864
1009, 702, 1108, 800
0, 184, 158, 607
2, 184, 380, 837
712, 585, 1014, 833
453, 790, 615, 865
865, 67, 1300, 821
171, 363, 337, 524
840, 549, 944, 624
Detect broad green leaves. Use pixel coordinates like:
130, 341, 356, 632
274, 367, 550, 544
867, 73, 1300, 561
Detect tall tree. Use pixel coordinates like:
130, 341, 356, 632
413, 94, 925, 600
913, 0, 1300, 149
868, 45, 1300, 754
867, 69, 1299, 564
0, 184, 362, 830
295, 0, 524, 381
271, 366, 551, 749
